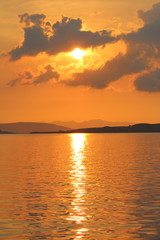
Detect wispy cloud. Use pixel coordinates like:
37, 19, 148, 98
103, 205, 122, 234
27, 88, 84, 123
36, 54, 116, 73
7, 65, 59, 86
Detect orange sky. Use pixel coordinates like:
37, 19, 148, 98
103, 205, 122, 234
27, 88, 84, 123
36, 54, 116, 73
0, 0, 160, 123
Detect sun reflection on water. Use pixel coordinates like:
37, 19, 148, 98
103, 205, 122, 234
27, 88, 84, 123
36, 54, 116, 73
67, 134, 88, 239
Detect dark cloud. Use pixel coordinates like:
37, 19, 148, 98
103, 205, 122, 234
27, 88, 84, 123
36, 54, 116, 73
126, 19, 160, 51
9, 26, 48, 60
138, 2, 160, 24
135, 69, 160, 92
33, 65, 59, 85
63, 2, 160, 91
64, 43, 149, 88
7, 3, 160, 92
125, 2, 160, 51
7, 65, 59, 86
19, 13, 46, 26
8, 15, 116, 61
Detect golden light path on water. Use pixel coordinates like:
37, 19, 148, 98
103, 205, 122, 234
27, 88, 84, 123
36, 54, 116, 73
67, 134, 88, 239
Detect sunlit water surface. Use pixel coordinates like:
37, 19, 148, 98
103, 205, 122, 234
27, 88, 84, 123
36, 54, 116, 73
0, 133, 160, 240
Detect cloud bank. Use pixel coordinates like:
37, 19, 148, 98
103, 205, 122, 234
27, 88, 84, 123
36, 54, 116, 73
6, 2, 160, 92
62, 2, 160, 92
64, 43, 149, 89
135, 69, 160, 92
8, 14, 116, 61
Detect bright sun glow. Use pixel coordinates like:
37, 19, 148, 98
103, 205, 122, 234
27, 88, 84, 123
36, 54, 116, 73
70, 48, 86, 59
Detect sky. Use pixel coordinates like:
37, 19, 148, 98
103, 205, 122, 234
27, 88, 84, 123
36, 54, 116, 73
1, 0, 160, 123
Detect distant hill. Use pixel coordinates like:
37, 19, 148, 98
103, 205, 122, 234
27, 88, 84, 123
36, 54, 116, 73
0, 129, 13, 134
68, 123, 160, 133
2, 122, 159, 134
0, 122, 70, 134
31, 123, 160, 134
52, 119, 133, 129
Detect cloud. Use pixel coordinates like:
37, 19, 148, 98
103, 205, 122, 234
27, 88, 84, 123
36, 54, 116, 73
7, 71, 33, 87
19, 13, 46, 26
64, 42, 149, 88
33, 65, 59, 84
63, 2, 160, 91
8, 26, 48, 60
6, 3, 160, 92
126, 18, 160, 51
134, 69, 160, 92
7, 65, 59, 86
138, 2, 160, 24
8, 14, 116, 61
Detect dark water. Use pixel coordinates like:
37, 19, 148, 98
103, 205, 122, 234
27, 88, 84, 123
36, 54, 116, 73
0, 133, 160, 240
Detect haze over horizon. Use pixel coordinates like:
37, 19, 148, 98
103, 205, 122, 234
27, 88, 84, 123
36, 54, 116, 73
1, 0, 160, 123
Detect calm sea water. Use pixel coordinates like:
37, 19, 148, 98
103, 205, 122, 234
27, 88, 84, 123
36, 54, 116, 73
0, 133, 160, 240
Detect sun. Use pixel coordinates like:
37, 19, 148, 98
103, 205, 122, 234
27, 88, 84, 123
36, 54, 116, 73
70, 48, 86, 59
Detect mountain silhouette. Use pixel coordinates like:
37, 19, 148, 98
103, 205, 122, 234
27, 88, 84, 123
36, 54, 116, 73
52, 119, 133, 129
0, 129, 13, 134
31, 123, 160, 134
0, 122, 70, 134
67, 123, 160, 133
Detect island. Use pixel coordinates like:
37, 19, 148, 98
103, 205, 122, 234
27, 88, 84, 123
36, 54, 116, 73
30, 123, 160, 134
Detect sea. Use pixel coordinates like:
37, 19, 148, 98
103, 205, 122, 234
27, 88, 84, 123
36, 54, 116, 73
0, 133, 160, 240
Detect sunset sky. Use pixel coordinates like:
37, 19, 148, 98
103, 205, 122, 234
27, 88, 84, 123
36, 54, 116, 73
1, 0, 160, 123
